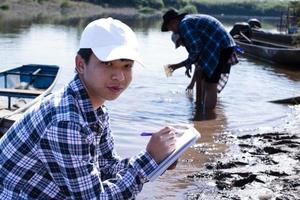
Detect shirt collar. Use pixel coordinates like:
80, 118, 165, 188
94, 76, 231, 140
68, 74, 107, 125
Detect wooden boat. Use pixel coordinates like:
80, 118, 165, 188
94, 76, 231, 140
247, 18, 300, 46
251, 28, 300, 46
233, 37, 300, 67
0, 64, 60, 136
230, 23, 300, 67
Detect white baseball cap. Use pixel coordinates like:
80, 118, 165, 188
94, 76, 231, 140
79, 18, 143, 64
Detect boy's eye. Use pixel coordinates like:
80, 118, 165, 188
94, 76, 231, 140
124, 64, 133, 69
101, 61, 112, 66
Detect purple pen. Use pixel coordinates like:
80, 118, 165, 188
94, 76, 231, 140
140, 132, 153, 136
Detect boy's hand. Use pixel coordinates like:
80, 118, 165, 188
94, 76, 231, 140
167, 159, 178, 170
146, 127, 176, 164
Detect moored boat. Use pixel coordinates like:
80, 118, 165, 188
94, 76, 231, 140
0, 64, 60, 136
234, 38, 300, 67
230, 23, 300, 67
251, 28, 300, 46
248, 18, 300, 46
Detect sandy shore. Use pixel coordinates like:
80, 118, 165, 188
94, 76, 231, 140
187, 107, 300, 199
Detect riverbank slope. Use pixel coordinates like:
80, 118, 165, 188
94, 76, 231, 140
0, 0, 139, 22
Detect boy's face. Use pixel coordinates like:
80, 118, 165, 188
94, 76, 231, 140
76, 53, 133, 108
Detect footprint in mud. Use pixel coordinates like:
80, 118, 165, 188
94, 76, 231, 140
263, 146, 289, 154
215, 172, 264, 189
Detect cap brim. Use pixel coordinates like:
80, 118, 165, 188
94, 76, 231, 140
92, 45, 144, 66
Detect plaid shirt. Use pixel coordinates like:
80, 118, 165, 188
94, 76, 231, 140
0, 74, 157, 200
179, 14, 236, 78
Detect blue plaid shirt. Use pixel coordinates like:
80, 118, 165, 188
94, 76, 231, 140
179, 14, 236, 78
0, 74, 157, 199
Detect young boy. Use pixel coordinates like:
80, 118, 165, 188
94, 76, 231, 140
0, 18, 176, 199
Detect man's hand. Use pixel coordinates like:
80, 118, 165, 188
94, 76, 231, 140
168, 63, 184, 72
146, 127, 176, 164
168, 64, 178, 72
186, 82, 194, 91
185, 69, 191, 78
185, 65, 192, 78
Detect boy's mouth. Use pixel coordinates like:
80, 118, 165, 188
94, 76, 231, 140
107, 86, 123, 93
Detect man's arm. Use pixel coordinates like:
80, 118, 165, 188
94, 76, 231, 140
179, 19, 203, 67
168, 62, 185, 72
187, 68, 197, 90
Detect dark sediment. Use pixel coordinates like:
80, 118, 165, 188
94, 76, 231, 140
186, 130, 300, 200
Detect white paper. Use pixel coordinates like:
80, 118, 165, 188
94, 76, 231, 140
164, 65, 173, 77
147, 127, 201, 181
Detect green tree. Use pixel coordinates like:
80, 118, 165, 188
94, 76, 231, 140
180, 4, 197, 14
163, 0, 189, 9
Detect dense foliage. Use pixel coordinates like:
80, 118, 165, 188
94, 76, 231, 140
71, 0, 289, 16
0, 0, 295, 17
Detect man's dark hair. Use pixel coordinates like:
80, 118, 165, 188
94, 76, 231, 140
77, 48, 93, 64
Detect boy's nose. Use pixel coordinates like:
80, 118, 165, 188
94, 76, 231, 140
112, 69, 125, 81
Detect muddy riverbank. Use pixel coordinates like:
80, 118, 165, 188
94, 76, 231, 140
186, 107, 300, 200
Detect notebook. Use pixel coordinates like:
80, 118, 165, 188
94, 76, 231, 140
148, 126, 201, 181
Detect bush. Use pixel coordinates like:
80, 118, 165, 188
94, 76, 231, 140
95, 0, 138, 7
101, 0, 164, 9
139, 7, 156, 14
0, 4, 9, 10
163, 0, 189, 9
180, 4, 198, 14
37, 0, 48, 4
146, 0, 164, 9
60, 1, 71, 9
191, 1, 286, 16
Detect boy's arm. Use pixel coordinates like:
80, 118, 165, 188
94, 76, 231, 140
99, 126, 177, 180
41, 121, 157, 199
97, 127, 155, 180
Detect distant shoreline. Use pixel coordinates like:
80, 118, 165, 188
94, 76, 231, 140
0, 1, 143, 23
0, 0, 284, 23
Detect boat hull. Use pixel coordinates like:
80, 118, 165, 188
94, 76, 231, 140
235, 39, 300, 67
0, 64, 60, 135
252, 29, 300, 46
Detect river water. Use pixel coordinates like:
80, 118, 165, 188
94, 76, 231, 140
0, 16, 299, 199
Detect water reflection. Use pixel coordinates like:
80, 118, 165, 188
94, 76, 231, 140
0, 14, 162, 35
239, 55, 300, 81
138, 106, 228, 199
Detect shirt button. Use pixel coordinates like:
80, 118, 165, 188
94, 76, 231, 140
90, 123, 103, 133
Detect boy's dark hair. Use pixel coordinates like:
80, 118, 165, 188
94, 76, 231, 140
77, 48, 93, 64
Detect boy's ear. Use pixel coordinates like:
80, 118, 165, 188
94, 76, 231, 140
75, 55, 85, 74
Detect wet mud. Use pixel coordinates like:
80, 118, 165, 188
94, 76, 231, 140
186, 131, 300, 200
